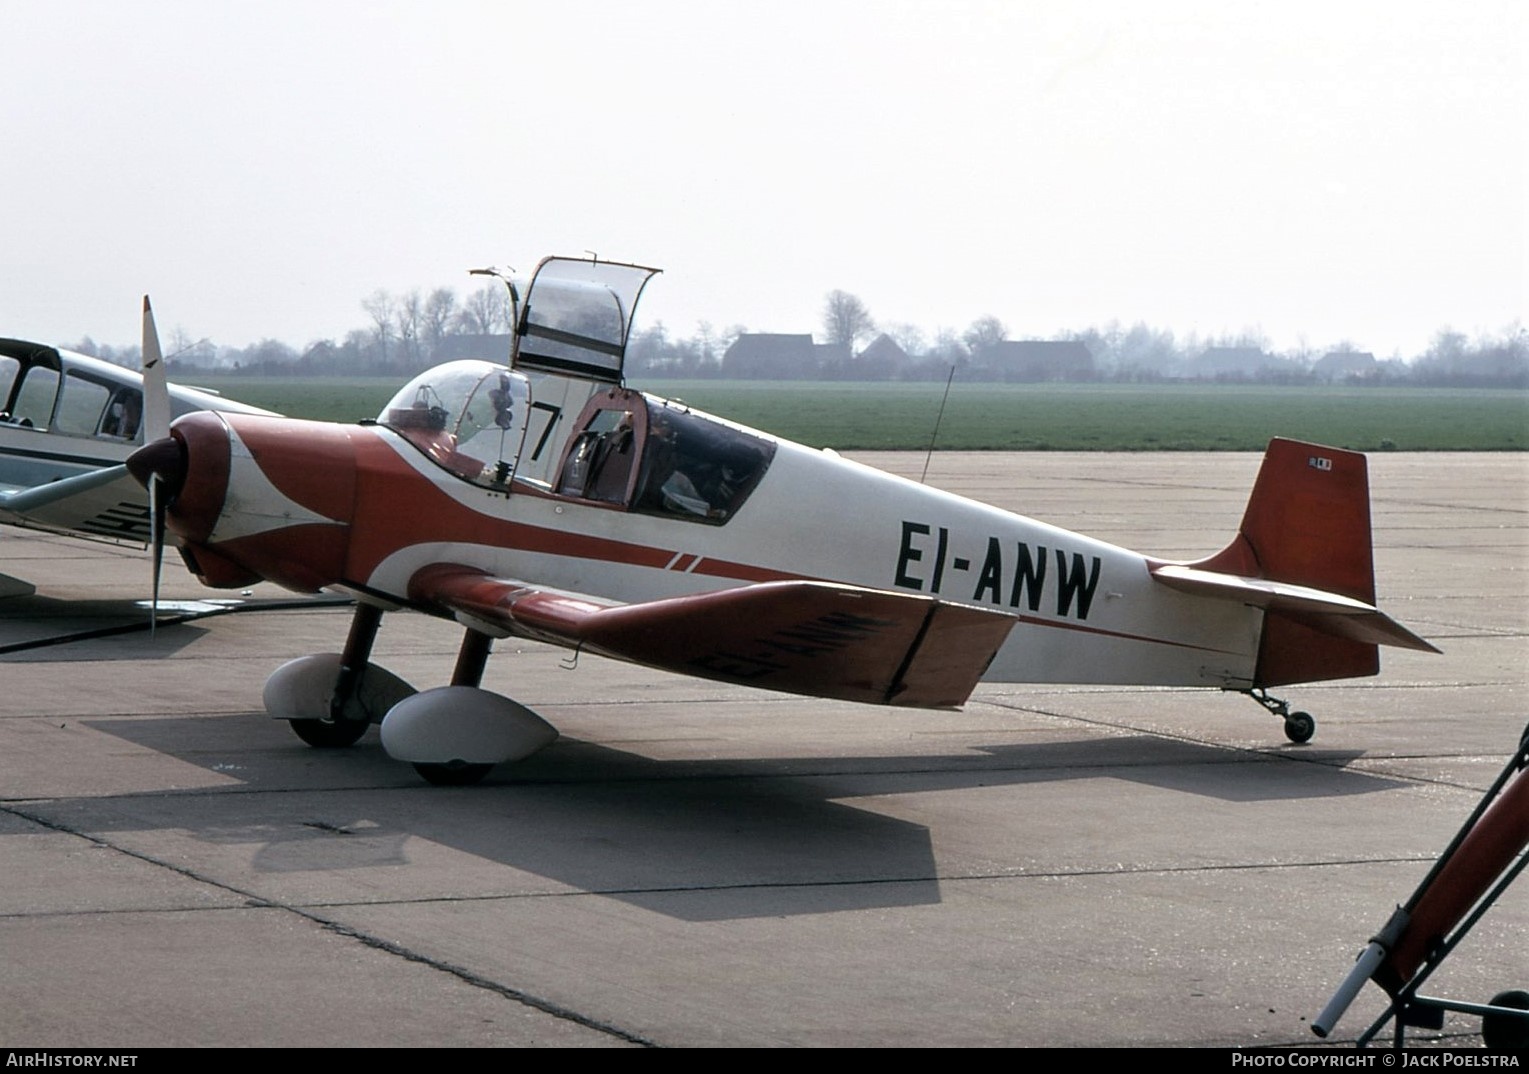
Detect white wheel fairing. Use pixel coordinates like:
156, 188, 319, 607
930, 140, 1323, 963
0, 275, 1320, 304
379, 686, 558, 765
263, 652, 417, 723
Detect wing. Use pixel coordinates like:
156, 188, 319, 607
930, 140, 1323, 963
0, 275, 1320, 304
0, 464, 152, 544
409, 565, 1017, 709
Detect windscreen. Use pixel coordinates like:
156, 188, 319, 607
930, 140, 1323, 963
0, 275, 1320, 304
378, 360, 530, 487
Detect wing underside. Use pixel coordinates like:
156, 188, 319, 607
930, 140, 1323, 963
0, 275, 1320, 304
0, 464, 152, 544
408, 564, 1017, 708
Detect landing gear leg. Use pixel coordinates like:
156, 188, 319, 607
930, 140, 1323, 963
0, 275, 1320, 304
451, 627, 493, 689
292, 603, 383, 747
330, 602, 384, 721
269, 603, 416, 748
1240, 687, 1316, 744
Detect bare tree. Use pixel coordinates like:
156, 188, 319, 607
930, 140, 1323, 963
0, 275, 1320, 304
694, 320, 718, 366
341, 329, 372, 374
1232, 326, 1271, 351
167, 326, 195, 359
457, 283, 512, 336
1289, 333, 1316, 370
1117, 322, 1177, 375
720, 323, 747, 353
422, 287, 458, 357
822, 290, 875, 353
962, 315, 1007, 358
395, 289, 424, 366
362, 290, 396, 365
627, 322, 671, 375
884, 321, 927, 357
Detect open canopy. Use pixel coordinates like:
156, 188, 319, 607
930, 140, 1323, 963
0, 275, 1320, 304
511, 256, 660, 384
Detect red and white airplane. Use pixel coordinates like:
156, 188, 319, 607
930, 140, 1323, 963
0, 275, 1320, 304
127, 256, 1439, 784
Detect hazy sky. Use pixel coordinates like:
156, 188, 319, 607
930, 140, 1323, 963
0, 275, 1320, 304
2, 1, 1523, 358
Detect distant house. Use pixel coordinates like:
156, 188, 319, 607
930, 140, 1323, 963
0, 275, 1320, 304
722, 333, 822, 379
850, 333, 910, 380
814, 341, 853, 378
1314, 349, 1377, 382
978, 340, 1095, 382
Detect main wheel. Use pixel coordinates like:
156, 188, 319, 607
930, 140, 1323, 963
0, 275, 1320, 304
1482, 990, 1529, 1050
1284, 711, 1316, 744
289, 718, 370, 748
413, 761, 493, 786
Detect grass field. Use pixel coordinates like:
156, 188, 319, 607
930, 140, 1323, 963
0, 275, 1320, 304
186, 375, 1528, 451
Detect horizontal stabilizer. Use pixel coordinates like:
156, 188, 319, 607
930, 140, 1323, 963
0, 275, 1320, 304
410, 565, 1017, 708
1151, 564, 1440, 653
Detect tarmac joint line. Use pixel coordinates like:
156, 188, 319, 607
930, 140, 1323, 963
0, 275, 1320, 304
0, 800, 657, 1047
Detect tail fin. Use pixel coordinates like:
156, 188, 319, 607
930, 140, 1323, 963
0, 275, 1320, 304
1153, 439, 1437, 687
1209, 438, 1377, 602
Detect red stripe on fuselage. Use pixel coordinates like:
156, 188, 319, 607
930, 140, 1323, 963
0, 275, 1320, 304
342, 430, 796, 589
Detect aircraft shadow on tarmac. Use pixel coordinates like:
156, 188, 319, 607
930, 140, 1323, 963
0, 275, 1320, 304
0, 595, 348, 661
53, 712, 1412, 923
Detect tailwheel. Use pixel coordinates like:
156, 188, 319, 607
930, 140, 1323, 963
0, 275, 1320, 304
1483, 990, 1529, 1050
1283, 711, 1316, 744
413, 762, 493, 787
1239, 687, 1316, 744
289, 718, 370, 748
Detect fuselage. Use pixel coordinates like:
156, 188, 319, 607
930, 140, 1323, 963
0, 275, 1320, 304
159, 381, 1264, 691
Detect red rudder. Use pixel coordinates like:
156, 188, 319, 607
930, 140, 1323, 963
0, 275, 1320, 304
1197, 439, 1380, 686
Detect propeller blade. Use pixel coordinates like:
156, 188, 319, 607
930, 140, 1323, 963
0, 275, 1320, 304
149, 471, 164, 635
141, 296, 171, 444
127, 432, 187, 637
